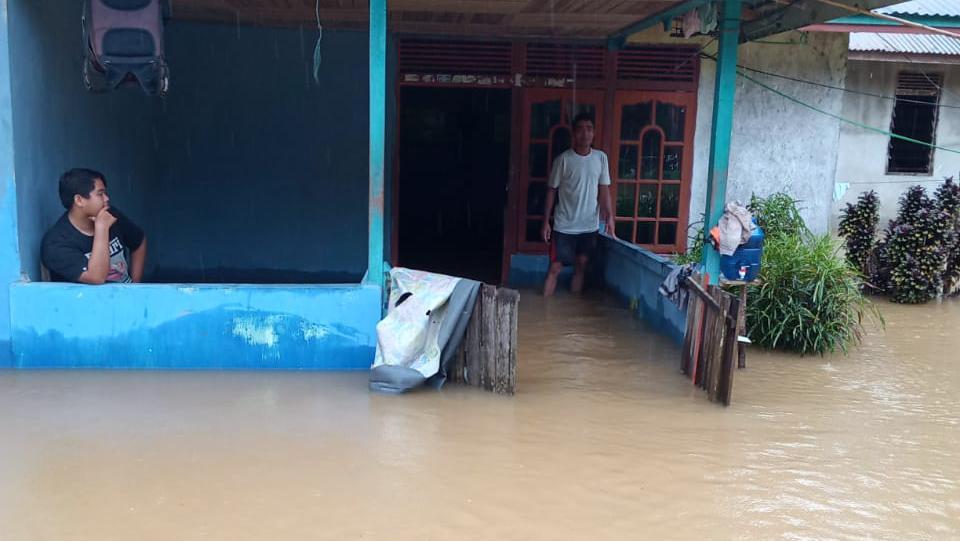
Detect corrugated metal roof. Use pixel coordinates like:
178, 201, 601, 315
875, 0, 960, 18
850, 32, 960, 55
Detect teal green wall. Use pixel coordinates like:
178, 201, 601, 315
0, 1, 23, 365
149, 23, 370, 283
6, 0, 373, 284
8, 0, 158, 282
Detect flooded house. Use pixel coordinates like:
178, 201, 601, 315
0, 0, 904, 369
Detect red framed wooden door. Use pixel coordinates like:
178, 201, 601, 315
610, 91, 696, 253
518, 88, 605, 253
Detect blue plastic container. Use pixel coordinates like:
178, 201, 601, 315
720, 222, 764, 282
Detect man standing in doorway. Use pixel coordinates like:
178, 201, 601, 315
541, 113, 615, 296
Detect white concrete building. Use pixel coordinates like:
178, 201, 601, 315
823, 0, 960, 228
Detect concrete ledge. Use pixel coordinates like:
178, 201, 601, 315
9, 282, 380, 370
508, 253, 573, 290
598, 236, 686, 344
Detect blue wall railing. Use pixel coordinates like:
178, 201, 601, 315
507, 236, 687, 345
598, 236, 687, 344
9, 283, 380, 369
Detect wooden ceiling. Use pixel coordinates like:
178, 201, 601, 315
169, 0, 680, 38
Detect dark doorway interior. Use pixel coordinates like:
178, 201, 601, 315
398, 87, 511, 284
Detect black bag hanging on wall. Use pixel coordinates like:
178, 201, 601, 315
82, 0, 169, 96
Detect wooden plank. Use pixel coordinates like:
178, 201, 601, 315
495, 288, 520, 395
507, 290, 519, 394
451, 285, 519, 394
737, 284, 748, 369
680, 294, 695, 375
388, 0, 528, 13
450, 341, 465, 383
680, 293, 700, 376
707, 290, 728, 402
509, 13, 660, 26
690, 274, 709, 384
703, 287, 718, 394
719, 296, 740, 406
480, 285, 498, 391
464, 290, 482, 387
694, 303, 716, 389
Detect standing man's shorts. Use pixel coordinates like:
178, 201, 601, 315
551, 231, 599, 266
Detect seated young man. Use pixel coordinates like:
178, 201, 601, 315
41, 168, 147, 284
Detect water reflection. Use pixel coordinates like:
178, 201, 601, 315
0, 294, 957, 540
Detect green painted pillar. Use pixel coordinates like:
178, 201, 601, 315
0, 3, 23, 366
702, 0, 741, 284
367, 0, 386, 288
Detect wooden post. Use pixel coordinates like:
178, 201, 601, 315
697, 289, 717, 390
464, 293, 482, 387
455, 285, 519, 395
449, 343, 466, 384
495, 288, 519, 395
704, 286, 730, 394
690, 274, 710, 383
480, 285, 498, 391
679, 280, 739, 405
681, 294, 700, 375
737, 284, 748, 369
719, 295, 740, 406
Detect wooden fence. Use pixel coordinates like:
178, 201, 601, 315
680, 276, 740, 406
448, 285, 519, 395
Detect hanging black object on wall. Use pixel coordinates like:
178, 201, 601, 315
82, 0, 170, 97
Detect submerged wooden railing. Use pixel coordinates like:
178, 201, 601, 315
448, 285, 519, 395
680, 276, 740, 406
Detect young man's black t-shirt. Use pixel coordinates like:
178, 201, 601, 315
41, 208, 144, 283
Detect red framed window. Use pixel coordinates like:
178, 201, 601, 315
611, 91, 695, 253
518, 88, 605, 253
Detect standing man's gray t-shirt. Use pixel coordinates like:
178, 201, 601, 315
548, 148, 612, 234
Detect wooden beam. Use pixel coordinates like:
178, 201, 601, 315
509, 12, 661, 26
391, 20, 612, 38
810, 0, 960, 41
387, 0, 528, 13
607, 0, 710, 50
741, 0, 901, 42
804, 23, 960, 34
171, 0, 675, 27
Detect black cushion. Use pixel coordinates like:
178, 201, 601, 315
102, 0, 152, 10
102, 28, 155, 57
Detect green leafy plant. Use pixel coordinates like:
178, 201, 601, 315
879, 185, 952, 304
838, 190, 879, 277
746, 234, 880, 355
673, 220, 704, 265
935, 178, 960, 295
748, 193, 809, 239
671, 193, 879, 355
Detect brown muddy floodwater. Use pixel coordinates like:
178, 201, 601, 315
1, 294, 958, 540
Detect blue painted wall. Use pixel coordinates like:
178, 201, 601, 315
6, 6, 372, 284
0, 4, 24, 366
148, 23, 369, 283
506, 239, 686, 344
7, 0, 158, 282
598, 236, 687, 344
10, 283, 380, 369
